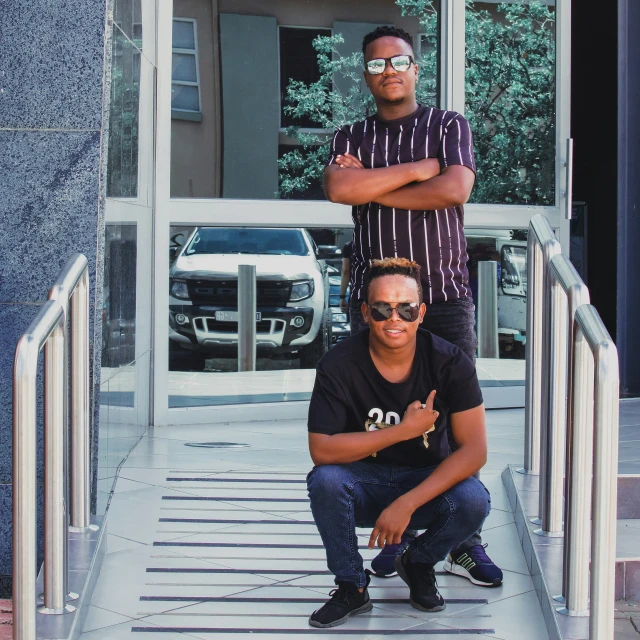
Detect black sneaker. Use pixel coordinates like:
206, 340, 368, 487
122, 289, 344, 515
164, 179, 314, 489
370, 531, 416, 577
308, 574, 372, 628
443, 543, 503, 587
394, 552, 446, 612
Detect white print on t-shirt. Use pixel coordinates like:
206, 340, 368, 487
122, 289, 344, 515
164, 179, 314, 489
365, 407, 436, 456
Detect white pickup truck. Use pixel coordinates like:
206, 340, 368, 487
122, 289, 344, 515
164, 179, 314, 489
168, 227, 332, 369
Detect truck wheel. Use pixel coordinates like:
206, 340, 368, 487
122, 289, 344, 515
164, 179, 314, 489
299, 311, 332, 368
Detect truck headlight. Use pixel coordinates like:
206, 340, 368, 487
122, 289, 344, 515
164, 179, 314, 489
170, 279, 190, 300
290, 280, 314, 302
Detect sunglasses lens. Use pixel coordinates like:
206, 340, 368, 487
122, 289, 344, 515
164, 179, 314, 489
391, 55, 411, 71
366, 59, 385, 74
369, 303, 419, 322
397, 303, 420, 322
370, 304, 392, 321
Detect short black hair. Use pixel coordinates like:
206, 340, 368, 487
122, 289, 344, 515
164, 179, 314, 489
362, 26, 414, 57
366, 258, 423, 303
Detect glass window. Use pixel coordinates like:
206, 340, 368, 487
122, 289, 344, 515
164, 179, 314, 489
106, 25, 141, 198
465, 1, 556, 206
170, 0, 440, 199
172, 19, 201, 114
168, 225, 352, 407
280, 26, 332, 129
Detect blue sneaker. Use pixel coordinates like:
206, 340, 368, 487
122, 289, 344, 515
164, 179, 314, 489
443, 544, 503, 587
370, 531, 416, 577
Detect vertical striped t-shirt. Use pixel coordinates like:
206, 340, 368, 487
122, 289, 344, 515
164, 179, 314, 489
327, 104, 476, 306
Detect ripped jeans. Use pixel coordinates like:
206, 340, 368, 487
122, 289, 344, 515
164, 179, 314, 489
307, 461, 491, 587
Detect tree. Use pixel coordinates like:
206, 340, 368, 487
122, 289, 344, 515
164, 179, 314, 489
278, 0, 555, 206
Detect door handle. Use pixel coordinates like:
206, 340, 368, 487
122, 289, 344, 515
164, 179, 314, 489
564, 138, 573, 220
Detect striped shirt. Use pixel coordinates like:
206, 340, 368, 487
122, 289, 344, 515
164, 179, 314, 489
327, 105, 476, 306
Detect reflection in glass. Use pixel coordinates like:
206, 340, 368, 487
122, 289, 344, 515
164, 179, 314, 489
168, 226, 352, 407
102, 225, 137, 375
170, 0, 439, 199
113, 0, 142, 46
106, 25, 141, 198
466, 228, 528, 361
466, 1, 556, 205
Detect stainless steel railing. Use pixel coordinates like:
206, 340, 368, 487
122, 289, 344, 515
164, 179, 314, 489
12, 254, 92, 639
521, 214, 619, 638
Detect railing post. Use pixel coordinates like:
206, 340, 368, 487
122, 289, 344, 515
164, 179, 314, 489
590, 316, 619, 639
531, 234, 561, 525
238, 264, 256, 372
12, 337, 39, 640
477, 261, 499, 359
69, 269, 91, 530
38, 320, 75, 615
558, 320, 593, 616
522, 217, 560, 477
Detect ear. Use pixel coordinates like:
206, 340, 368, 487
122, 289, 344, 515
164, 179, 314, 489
361, 300, 371, 323
363, 69, 371, 90
418, 302, 427, 324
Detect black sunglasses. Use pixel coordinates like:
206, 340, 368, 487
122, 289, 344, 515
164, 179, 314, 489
367, 302, 421, 322
365, 54, 415, 75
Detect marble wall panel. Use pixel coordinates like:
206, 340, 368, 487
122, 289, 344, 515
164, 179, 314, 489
0, 0, 106, 130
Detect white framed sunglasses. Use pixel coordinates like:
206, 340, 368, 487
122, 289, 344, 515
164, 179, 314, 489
365, 54, 415, 75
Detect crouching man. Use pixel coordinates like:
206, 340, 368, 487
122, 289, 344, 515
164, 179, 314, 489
306, 258, 491, 628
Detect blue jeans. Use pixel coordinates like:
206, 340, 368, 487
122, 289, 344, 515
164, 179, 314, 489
307, 462, 491, 587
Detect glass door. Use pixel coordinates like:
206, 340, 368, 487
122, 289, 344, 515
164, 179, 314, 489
152, 0, 570, 425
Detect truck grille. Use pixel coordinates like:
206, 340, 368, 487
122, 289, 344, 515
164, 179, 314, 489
187, 279, 292, 306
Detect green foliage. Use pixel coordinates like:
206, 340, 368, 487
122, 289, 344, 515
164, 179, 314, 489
464, 1, 555, 205
278, 0, 555, 206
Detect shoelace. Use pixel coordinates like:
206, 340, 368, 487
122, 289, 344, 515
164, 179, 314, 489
463, 543, 492, 564
327, 585, 352, 606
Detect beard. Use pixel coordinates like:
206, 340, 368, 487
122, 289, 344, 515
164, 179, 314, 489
378, 94, 409, 106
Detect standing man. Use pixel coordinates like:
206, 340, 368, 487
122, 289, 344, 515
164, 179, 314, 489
323, 25, 502, 586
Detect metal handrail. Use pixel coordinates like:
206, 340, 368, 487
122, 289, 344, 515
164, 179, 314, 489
521, 216, 561, 476
521, 215, 619, 638
12, 254, 91, 639
48, 253, 91, 530
558, 305, 619, 639
535, 253, 590, 537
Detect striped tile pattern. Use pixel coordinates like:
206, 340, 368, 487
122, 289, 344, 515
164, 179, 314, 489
129, 471, 495, 636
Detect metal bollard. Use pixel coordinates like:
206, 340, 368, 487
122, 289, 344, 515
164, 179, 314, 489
13, 301, 68, 638
238, 265, 257, 372
557, 304, 619, 640
521, 217, 561, 476
477, 261, 499, 359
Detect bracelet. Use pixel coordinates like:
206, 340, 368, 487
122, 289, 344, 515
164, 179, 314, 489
339, 295, 347, 298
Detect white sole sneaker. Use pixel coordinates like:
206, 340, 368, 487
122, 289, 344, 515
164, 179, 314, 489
443, 557, 502, 587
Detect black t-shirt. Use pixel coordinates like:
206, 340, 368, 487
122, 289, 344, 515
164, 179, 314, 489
308, 328, 483, 467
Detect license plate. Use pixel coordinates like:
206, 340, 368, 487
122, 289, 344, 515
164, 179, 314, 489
214, 311, 261, 322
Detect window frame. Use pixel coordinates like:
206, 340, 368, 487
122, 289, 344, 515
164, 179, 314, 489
171, 17, 202, 119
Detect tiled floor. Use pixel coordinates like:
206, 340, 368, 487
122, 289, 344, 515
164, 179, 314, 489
81, 408, 553, 639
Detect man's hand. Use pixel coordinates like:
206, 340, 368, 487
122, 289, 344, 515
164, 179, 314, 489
398, 390, 439, 440
335, 154, 440, 183
368, 497, 414, 549
412, 158, 441, 182
340, 298, 348, 312
335, 153, 365, 170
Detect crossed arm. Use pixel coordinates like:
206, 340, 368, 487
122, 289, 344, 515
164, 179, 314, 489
308, 400, 487, 549
323, 154, 475, 211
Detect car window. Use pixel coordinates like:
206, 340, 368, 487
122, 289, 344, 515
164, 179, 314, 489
184, 227, 310, 256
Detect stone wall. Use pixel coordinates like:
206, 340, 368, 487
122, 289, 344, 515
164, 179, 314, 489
0, 0, 110, 596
